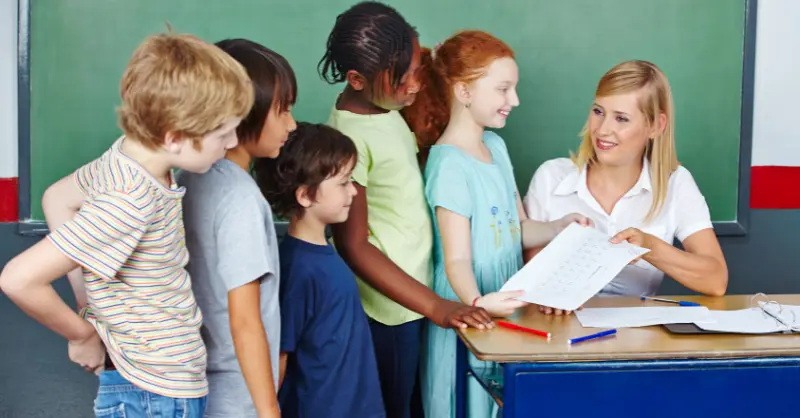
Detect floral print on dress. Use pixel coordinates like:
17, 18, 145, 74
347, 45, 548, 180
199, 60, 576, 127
490, 206, 502, 248
506, 210, 520, 240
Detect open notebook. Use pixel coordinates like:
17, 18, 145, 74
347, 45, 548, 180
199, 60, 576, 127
693, 302, 800, 334
664, 295, 800, 334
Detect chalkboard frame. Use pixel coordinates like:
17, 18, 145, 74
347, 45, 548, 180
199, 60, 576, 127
15, 0, 757, 237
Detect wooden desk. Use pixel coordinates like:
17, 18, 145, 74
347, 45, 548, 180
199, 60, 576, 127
455, 295, 800, 418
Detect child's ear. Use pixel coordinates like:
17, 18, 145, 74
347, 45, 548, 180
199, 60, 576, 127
163, 131, 185, 154
296, 185, 313, 209
346, 70, 368, 91
453, 81, 472, 107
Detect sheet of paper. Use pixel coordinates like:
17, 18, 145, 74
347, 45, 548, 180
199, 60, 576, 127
575, 307, 714, 328
500, 223, 650, 311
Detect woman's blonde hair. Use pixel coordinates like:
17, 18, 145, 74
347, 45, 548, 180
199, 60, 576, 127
572, 60, 678, 222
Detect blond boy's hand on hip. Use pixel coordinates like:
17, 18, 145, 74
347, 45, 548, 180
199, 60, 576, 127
68, 323, 106, 375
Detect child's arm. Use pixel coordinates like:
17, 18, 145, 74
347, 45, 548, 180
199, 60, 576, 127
0, 239, 105, 370
215, 193, 281, 418
435, 207, 526, 317
279, 353, 287, 388
332, 186, 493, 329
6, 189, 152, 372
42, 174, 87, 308
516, 193, 592, 249
229, 281, 280, 418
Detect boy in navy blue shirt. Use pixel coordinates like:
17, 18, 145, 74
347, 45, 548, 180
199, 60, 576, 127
253, 122, 385, 418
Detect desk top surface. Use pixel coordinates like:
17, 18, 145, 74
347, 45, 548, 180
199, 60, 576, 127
458, 294, 800, 362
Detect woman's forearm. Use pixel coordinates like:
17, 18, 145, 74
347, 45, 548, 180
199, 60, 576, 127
645, 239, 728, 296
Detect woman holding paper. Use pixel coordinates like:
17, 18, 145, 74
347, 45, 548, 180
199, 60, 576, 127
401, 30, 590, 418
523, 60, 728, 315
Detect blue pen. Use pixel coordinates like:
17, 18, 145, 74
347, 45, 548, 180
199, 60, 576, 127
568, 329, 617, 345
640, 295, 701, 307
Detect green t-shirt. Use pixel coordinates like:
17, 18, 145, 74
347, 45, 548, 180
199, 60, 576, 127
327, 107, 434, 326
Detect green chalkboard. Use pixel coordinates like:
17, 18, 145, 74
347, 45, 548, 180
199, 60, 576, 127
28, 0, 746, 222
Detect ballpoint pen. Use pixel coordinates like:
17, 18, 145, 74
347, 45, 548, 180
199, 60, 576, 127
641, 295, 701, 307
568, 329, 616, 345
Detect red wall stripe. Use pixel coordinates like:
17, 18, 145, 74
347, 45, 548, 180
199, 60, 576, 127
0, 177, 18, 222
1, 168, 797, 222
751, 166, 800, 209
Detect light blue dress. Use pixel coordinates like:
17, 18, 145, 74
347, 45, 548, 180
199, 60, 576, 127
422, 131, 524, 418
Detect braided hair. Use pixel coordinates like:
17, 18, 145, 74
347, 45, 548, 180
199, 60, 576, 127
318, 1, 418, 89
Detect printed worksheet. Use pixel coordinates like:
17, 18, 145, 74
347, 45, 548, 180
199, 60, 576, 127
500, 223, 650, 311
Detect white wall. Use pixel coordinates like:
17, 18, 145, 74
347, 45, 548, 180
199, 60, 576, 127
751, 0, 800, 167
0, 0, 18, 178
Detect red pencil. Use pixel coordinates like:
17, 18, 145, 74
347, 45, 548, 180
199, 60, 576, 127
496, 320, 551, 339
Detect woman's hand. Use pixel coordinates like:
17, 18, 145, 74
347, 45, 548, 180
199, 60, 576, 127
610, 227, 655, 248
474, 290, 528, 318
610, 227, 657, 264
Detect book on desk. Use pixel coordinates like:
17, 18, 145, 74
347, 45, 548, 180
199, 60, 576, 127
573, 293, 800, 335
666, 296, 800, 335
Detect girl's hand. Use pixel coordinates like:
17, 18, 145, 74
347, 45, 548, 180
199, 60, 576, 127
552, 213, 594, 234
474, 290, 528, 318
432, 299, 495, 330
538, 304, 582, 316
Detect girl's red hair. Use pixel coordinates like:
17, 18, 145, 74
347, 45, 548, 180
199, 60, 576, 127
401, 30, 515, 152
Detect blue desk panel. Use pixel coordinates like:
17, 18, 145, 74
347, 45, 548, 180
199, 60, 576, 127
456, 339, 800, 418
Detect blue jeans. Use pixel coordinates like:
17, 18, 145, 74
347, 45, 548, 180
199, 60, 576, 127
369, 318, 423, 418
94, 370, 207, 418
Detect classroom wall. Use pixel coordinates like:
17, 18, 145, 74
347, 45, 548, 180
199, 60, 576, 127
749, 0, 800, 209
0, 0, 18, 222
0, 1, 799, 417
659, 0, 800, 293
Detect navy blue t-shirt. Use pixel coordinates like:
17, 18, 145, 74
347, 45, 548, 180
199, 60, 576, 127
278, 235, 385, 418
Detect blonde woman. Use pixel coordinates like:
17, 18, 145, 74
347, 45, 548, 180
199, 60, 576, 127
523, 60, 728, 315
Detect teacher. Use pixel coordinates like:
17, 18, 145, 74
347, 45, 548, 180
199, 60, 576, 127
523, 60, 728, 315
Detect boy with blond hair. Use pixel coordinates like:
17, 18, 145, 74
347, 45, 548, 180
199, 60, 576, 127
0, 33, 253, 418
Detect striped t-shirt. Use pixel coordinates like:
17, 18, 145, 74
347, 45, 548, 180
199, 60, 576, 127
48, 137, 207, 398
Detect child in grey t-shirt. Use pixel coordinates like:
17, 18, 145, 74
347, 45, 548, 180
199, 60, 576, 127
177, 38, 298, 418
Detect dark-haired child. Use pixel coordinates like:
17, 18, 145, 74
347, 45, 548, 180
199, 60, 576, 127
178, 39, 297, 418
318, 2, 494, 417
254, 122, 385, 418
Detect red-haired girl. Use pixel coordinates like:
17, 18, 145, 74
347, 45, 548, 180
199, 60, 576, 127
402, 30, 589, 417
